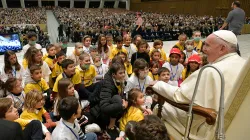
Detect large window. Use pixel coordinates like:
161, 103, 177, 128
74, 1, 85, 8
41, 1, 54, 7
58, 1, 70, 8
104, 1, 115, 8
25, 1, 38, 7
118, 1, 126, 9
7, 0, 21, 8
89, 1, 100, 8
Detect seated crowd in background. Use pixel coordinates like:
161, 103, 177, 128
53, 7, 229, 43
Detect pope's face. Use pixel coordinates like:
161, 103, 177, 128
203, 34, 222, 63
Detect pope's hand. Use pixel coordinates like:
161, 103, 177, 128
149, 81, 158, 86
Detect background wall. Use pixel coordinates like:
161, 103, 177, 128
130, 0, 250, 17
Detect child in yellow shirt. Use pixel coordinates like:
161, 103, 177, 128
44, 44, 57, 70
149, 40, 167, 61
53, 59, 81, 98
182, 54, 201, 81
76, 53, 97, 100
106, 33, 116, 51
173, 34, 187, 51
51, 51, 66, 82
148, 61, 159, 81
21, 90, 56, 129
120, 88, 145, 133
110, 36, 128, 60
193, 31, 203, 53
0, 98, 50, 139
117, 52, 133, 76
24, 65, 52, 109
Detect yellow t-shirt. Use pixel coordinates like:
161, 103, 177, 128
109, 47, 128, 60
53, 70, 81, 92
24, 78, 49, 94
108, 44, 117, 51
148, 72, 159, 81
76, 65, 97, 87
119, 106, 144, 131
14, 118, 31, 130
20, 107, 47, 122
22, 58, 28, 70
175, 42, 185, 51
42, 53, 48, 61
51, 62, 63, 78
182, 68, 191, 81
149, 48, 167, 61
44, 57, 55, 69
124, 62, 132, 75
194, 40, 203, 53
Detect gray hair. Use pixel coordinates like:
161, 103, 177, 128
215, 36, 237, 53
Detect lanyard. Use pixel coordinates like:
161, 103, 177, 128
153, 74, 157, 81
11, 93, 24, 108
97, 65, 103, 75
186, 51, 193, 59
12, 69, 16, 78
62, 121, 79, 140
125, 45, 132, 57
138, 77, 146, 92
37, 82, 44, 92
170, 64, 179, 81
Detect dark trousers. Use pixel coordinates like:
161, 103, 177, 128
232, 32, 241, 56
78, 83, 97, 100
23, 120, 43, 140
88, 95, 123, 130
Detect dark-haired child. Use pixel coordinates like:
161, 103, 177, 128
51, 51, 66, 82
1, 50, 24, 82
5, 78, 25, 114
119, 88, 144, 137
173, 34, 187, 51
162, 48, 184, 86
148, 61, 160, 81
110, 36, 128, 60
130, 39, 150, 66
0, 98, 49, 140
53, 59, 81, 98
44, 44, 57, 70
52, 97, 97, 140
182, 54, 201, 81
125, 59, 153, 94
150, 49, 164, 67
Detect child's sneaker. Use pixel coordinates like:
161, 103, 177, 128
85, 123, 101, 133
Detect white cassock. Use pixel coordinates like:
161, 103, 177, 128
152, 53, 245, 139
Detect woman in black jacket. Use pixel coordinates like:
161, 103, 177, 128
90, 62, 128, 139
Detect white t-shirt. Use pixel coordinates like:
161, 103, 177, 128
22, 43, 42, 54
83, 45, 91, 54
122, 44, 137, 61
24, 62, 51, 84
125, 74, 153, 94
183, 50, 198, 62
1, 65, 25, 82
162, 62, 184, 81
94, 64, 109, 82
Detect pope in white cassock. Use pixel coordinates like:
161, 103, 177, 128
151, 30, 246, 139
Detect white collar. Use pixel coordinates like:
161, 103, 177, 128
211, 53, 237, 64
62, 119, 76, 129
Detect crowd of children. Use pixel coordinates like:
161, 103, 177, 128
0, 30, 208, 140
